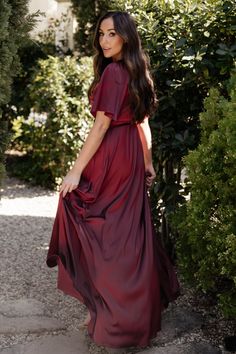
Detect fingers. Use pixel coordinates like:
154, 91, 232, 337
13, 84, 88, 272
59, 170, 81, 197
60, 183, 77, 198
146, 178, 153, 188
62, 186, 69, 198
145, 172, 156, 188
60, 184, 69, 198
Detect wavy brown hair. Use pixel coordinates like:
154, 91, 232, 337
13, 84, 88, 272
88, 11, 157, 123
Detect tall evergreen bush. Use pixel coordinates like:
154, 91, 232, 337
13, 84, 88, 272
174, 72, 236, 317
0, 0, 36, 186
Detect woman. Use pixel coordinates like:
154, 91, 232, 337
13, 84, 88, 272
46, 11, 179, 352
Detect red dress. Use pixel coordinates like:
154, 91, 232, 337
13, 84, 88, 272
46, 62, 179, 349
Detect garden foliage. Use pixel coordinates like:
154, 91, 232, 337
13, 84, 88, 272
70, 0, 109, 56
11, 56, 93, 187
110, 0, 236, 252
0, 0, 37, 185
7, 0, 236, 316
174, 72, 236, 317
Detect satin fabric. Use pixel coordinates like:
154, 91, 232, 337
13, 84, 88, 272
46, 62, 180, 348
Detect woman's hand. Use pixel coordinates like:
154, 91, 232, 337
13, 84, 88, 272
145, 164, 156, 188
60, 168, 81, 198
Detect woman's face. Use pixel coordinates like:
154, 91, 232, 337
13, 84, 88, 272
98, 17, 124, 61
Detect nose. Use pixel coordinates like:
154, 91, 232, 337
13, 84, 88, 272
100, 34, 109, 46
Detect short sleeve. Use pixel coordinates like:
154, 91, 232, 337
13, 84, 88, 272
90, 63, 128, 121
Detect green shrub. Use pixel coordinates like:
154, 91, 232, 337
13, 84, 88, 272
107, 0, 236, 254
0, 120, 10, 185
11, 55, 93, 188
0, 0, 37, 187
145, 0, 235, 252
173, 72, 236, 317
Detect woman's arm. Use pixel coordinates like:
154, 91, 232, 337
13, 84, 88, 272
137, 117, 156, 187
60, 111, 111, 197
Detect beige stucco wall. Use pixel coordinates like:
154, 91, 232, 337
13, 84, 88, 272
55, 2, 75, 51
28, 0, 76, 50
28, 0, 57, 36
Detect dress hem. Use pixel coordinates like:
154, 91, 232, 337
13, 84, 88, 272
88, 329, 161, 350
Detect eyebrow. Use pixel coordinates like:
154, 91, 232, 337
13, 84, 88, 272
99, 28, 115, 32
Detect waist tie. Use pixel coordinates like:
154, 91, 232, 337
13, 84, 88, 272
110, 122, 134, 128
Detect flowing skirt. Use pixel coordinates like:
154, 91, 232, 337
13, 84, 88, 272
46, 124, 179, 348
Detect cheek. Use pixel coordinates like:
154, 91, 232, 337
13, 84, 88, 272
116, 37, 124, 50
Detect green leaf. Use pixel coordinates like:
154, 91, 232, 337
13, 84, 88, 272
176, 37, 187, 48
216, 49, 227, 55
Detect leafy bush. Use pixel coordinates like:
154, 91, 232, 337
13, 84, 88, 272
11, 55, 93, 187
0, 120, 10, 185
0, 0, 37, 187
173, 72, 236, 317
111, 0, 236, 253
146, 0, 235, 253
5, 41, 55, 122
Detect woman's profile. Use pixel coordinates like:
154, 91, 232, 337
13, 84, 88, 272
46, 10, 179, 353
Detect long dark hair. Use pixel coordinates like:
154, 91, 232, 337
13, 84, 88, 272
88, 11, 157, 123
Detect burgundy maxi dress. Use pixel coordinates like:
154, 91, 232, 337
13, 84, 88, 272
46, 61, 179, 349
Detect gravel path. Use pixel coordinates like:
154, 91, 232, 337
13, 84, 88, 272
0, 177, 235, 354
0, 178, 107, 353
